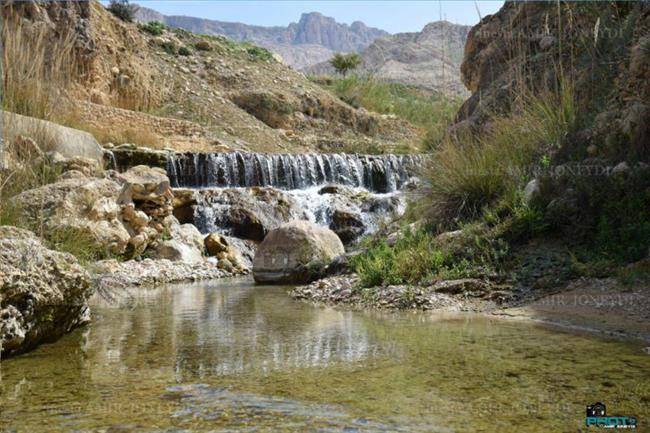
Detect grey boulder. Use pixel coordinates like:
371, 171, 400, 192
253, 220, 344, 284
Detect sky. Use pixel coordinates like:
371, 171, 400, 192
130, 1, 504, 33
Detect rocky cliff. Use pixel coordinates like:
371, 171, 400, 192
306, 21, 470, 97
134, 7, 389, 69
455, 2, 649, 160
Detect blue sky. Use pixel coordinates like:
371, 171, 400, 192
131, 1, 504, 33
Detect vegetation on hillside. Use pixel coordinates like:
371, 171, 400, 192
314, 75, 461, 151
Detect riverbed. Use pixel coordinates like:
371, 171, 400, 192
1, 278, 648, 432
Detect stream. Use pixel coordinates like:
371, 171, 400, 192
1, 278, 648, 432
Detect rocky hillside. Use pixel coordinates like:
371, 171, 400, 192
306, 21, 470, 97
135, 7, 388, 70
7, 0, 417, 154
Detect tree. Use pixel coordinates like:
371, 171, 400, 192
330, 53, 361, 77
107, 0, 137, 22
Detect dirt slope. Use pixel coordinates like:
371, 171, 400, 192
11, 1, 419, 154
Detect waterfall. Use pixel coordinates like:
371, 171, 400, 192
167, 152, 424, 193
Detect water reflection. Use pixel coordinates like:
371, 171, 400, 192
1, 279, 649, 433
88, 280, 391, 380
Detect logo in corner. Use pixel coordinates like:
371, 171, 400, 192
586, 402, 637, 429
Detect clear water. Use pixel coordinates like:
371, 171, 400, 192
1, 279, 648, 432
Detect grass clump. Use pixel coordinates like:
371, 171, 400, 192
315, 75, 461, 151
47, 226, 113, 265
178, 46, 191, 56
423, 82, 576, 224
138, 21, 166, 36
352, 225, 509, 288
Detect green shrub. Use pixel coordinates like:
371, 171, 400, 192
107, 0, 137, 22
161, 41, 177, 55
351, 225, 509, 288
352, 229, 445, 287
178, 46, 191, 56
138, 21, 165, 36
246, 45, 273, 61
330, 53, 361, 76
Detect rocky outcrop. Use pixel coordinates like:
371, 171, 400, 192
194, 187, 306, 241
135, 8, 388, 69
14, 164, 175, 258
307, 21, 470, 96
0, 227, 92, 358
253, 220, 344, 284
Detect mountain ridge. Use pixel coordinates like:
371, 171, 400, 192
134, 6, 389, 69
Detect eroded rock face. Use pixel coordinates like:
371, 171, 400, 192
195, 187, 306, 241
0, 227, 92, 358
253, 220, 344, 284
456, 2, 649, 160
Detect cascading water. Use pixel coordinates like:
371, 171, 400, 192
167, 152, 423, 193
168, 152, 422, 244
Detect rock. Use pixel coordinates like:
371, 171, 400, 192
330, 209, 365, 244
253, 220, 345, 284
152, 239, 203, 263
196, 187, 305, 241
3, 111, 104, 163
110, 147, 168, 170
230, 207, 268, 241
523, 179, 540, 204
204, 233, 246, 270
318, 184, 343, 194
204, 232, 230, 255
431, 278, 488, 296
14, 174, 131, 255
0, 227, 92, 358
152, 219, 205, 263
13, 165, 176, 258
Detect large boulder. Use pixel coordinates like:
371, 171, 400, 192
0, 226, 92, 358
3, 111, 104, 163
253, 220, 344, 284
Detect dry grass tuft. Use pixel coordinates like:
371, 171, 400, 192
1, 10, 80, 122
